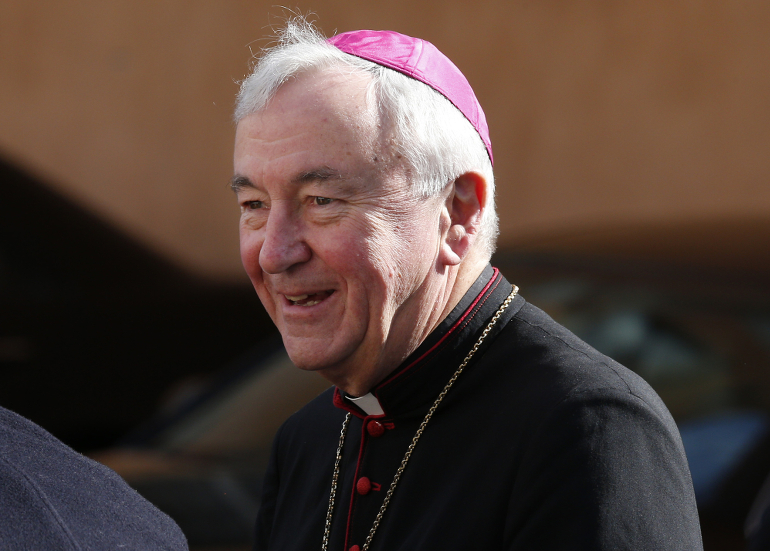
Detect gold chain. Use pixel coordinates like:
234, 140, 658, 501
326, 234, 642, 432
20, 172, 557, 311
321, 286, 518, 551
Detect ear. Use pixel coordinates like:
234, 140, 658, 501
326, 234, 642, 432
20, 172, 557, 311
438, 172, 487, 267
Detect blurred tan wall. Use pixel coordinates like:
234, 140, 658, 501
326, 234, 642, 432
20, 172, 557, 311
1, 0, 769, 280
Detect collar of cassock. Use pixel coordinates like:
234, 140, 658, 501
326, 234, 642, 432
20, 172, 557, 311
335, 264, 521, 419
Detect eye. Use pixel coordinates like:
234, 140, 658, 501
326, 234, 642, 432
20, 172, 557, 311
313, 196, 334, 206
245, 200, 263, 210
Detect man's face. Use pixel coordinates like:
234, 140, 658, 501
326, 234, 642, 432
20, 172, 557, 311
233, 69, 450, 392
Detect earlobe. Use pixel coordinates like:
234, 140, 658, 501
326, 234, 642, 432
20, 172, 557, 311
438, 172, 486, 267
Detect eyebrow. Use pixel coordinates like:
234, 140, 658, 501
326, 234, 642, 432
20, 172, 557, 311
293, 167, 344, 184
230, 175, 253, 193
230, 167, 344, 193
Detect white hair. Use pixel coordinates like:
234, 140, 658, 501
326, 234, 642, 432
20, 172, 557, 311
235, 17, 498, 258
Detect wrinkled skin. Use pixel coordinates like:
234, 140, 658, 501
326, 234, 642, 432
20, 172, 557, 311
233, 68, 484, 395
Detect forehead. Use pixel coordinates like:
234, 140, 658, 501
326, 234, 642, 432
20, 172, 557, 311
233, 69, 391, 186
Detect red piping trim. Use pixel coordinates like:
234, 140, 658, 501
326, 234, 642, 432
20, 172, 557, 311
333, 389, 389, 420
342, 415, 373, 551
333, 388, 366, 418
332, 269, 500, 416
377, 268, 501, 389
330, 268, 506, 546
452, 276, 501, 337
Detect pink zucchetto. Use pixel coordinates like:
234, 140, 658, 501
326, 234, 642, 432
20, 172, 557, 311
328, 30, 493, 165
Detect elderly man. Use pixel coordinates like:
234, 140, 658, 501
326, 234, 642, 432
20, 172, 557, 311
232, 18, 702, 551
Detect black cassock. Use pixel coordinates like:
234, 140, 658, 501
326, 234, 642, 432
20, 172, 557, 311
255, 265, 703, 551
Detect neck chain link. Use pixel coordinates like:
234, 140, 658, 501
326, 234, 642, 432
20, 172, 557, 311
321, 286, 519, 551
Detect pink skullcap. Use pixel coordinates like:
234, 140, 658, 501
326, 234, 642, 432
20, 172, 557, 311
328, 30, 493, 165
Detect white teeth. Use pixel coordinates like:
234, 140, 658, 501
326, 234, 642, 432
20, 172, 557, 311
284, 291, 332, 306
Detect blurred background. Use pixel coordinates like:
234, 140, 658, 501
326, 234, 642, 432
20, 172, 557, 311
1, 1, 769, 549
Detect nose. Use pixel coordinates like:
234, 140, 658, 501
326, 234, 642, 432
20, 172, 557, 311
258, 203, 312, 274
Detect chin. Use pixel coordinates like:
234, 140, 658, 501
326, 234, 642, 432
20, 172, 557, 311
284, 351, 325, 372
287, 348, 360, 392
281, 327, 362, 369
283, 343, 336, 372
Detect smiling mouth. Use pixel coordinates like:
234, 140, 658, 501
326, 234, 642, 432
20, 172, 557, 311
284, 290, 334, 306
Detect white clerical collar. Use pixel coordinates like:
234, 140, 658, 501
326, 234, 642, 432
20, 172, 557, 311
346, 392, 384, 416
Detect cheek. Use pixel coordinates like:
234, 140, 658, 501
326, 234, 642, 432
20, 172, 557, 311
388, 222, 440, 296
360, 232, 418, 303
239, 230, 264, 282
240, 231, 278, 318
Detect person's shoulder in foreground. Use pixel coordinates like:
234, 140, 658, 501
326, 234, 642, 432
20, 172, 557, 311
0, 405, 188, 550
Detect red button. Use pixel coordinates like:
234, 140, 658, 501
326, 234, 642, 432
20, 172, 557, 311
367, 420, 385, 437
349, 546, 360, 551
356, 477, 372, 495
